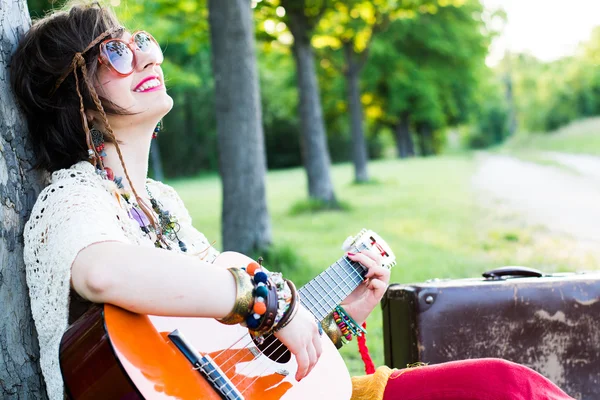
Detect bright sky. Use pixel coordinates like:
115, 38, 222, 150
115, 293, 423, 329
483, 0, 600, 65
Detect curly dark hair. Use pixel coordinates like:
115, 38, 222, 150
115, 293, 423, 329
11, 1, 165, 242
10, 1, 126, 173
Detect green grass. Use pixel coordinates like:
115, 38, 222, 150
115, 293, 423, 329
503, 117, 600, 155
169, 155, 587, 376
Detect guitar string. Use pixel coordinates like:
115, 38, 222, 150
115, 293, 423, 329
212, 242, 375, 396
233, 260, 365, 397
219, 248, 368, 387
216, 260, 362, 391
210, 249, 365, 370
227, 255, 366, 396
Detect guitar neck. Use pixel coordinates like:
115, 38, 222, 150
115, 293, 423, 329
298, 244, 368, 321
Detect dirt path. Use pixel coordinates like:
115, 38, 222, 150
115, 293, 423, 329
472, 153, 600, 246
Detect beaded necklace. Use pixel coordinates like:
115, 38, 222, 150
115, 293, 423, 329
111, 174, 188, 252
90, 127, 186, 252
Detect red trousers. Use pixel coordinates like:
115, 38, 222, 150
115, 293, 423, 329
383, 358, 574, 400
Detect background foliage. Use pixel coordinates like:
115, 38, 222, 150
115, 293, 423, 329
28, 0, 600, 177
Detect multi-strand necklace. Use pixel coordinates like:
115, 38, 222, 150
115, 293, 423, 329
90, 128, 186, 252
111, 174, 188, 253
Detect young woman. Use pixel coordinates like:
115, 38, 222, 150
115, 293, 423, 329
11, 3, 574, 400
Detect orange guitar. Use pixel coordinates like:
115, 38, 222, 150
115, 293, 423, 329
60, 229, 396, 399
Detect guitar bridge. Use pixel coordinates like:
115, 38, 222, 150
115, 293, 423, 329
168, 329, 244, 400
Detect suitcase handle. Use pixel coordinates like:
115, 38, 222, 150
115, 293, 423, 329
482, 266, 544, 279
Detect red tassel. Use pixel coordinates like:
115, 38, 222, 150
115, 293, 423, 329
357, 321, 376, 374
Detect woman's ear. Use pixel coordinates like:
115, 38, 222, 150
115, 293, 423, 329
85, 110, 95, 124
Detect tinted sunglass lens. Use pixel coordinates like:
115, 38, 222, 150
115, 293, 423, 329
135, 32, 163, 60
105, 41, 133, 74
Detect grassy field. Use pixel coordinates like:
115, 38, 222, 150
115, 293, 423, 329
502, 117, 600, 155
169, 155, 586, 376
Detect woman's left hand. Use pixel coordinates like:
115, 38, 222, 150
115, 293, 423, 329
341, 250, 391, 325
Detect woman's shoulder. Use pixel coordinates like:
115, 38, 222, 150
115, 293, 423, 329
38, 160, 115, 199
146, 177, 180, 199
27, 161, 120, 228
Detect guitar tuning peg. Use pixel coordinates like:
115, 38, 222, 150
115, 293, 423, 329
341, 235, 355, 251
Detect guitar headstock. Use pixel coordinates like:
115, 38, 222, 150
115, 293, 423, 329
341, 229, 397, 270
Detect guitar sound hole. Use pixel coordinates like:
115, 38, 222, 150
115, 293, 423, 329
252, 334, 291, 364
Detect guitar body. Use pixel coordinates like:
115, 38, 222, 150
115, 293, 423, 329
60, 252, 352, 400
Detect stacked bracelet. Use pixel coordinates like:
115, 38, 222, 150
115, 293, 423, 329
333, 310, 353, 342
245, 261, 277, 332
334, 305, 367, 344
273, 279, 299, 332
320, 312, 344, 349
218, 261, 299, 342
218, 267, 255, 325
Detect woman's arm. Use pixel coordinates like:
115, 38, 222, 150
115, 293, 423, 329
71, 241, 236, 318
72, 240, 323, 381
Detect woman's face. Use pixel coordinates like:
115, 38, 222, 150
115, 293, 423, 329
93, 30, 173, 132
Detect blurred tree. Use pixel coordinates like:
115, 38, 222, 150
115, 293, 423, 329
0, 0, 48, 397
314, 0, 443, 176
259, 0, 339, 206
364, 0, 489, 156
208, 0, 272, 253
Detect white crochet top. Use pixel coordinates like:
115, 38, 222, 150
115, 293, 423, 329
23, 160, 219, 400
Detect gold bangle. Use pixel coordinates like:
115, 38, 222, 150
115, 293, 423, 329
218, 267, 255, 325
321, 311, 344, 349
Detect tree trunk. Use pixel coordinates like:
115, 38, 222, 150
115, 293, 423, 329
504, 72, 517, 137
416, 123, 433, 156
149, 140, 164, 181
343, 42, 369, 183
393, 115, 414, 159
0, 1, 48, 398
286, 10, 337, 205
208, 0, 272, 253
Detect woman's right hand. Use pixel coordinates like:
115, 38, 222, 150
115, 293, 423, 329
274, 305, 323, 381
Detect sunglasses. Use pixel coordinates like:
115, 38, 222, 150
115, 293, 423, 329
98, 31, 163, 76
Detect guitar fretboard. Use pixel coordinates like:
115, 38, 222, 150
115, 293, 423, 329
298, 244, 368, 321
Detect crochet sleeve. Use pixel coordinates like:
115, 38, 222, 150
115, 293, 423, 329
23, 178, 130, 400
147, 179, 220, 262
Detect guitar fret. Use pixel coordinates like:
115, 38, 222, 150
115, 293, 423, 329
333, 261, 359, 295
342, 257, 365, 280
322, 268, 347, 305
297, 238, 387, 321
311, 277, 338, 311
299, 286, 327, 320
306, 279, 333, 318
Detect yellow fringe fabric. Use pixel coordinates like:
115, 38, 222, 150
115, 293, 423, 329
351, 366, 395, 400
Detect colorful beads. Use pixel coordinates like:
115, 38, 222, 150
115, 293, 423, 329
254, 271, 268, 284
246, 261, 260, 276
254, 284, 268, 298
334, 305, 367, 344
245, 263, 272, 330
253, 301, 267, 315
333, 310, 353, 341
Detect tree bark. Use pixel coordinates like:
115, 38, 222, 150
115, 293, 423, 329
343, 42, 369, 183
0, 0, 48, 398
285, 8, 337, 205
393, 114, 414, 159
208, 0, 272, 253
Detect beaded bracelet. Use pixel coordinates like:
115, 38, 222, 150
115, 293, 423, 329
333, 310, 353, 343
244, 261, 275, 331
334, 305, 367, 344
273, 279, 299, 333
270, 272, 293, 329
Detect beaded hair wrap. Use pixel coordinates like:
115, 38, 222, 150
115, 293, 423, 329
50, 23, 164, 245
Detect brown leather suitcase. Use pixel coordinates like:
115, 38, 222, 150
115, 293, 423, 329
382, 267, 600, 400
